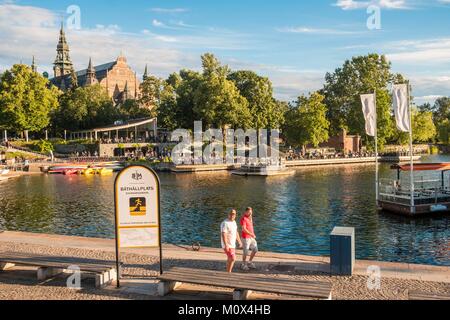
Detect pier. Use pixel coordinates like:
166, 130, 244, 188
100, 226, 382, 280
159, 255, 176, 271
0, 231, 448, 300
171, 156, 422, 173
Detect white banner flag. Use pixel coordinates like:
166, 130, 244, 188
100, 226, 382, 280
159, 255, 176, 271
393, 84, 410, 132
360, 94, 377, 137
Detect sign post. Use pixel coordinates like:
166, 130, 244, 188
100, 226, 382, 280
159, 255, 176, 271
114, 165, 162, 288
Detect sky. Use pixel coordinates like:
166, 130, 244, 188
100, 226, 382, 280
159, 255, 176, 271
0, 0, 449, 104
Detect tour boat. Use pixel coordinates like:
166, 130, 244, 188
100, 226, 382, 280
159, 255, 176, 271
378, 163, 450, 216
232, 162, 296, 177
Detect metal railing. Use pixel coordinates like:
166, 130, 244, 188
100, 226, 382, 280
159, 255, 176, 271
379, 178, 450, 205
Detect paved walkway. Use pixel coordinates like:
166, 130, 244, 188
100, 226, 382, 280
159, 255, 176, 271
1, 231, 448, 284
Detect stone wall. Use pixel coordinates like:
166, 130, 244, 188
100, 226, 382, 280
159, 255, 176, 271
55, 144, 98, 155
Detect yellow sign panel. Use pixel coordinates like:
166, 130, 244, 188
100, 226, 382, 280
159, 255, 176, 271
129, 197, 146, 216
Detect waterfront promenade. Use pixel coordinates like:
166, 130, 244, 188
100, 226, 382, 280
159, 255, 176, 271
171, 156, 421, 173
0, 231, 448, 300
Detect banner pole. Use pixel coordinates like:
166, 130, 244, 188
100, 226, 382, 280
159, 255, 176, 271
374, 90, 379, 205
407, 81, 415, 214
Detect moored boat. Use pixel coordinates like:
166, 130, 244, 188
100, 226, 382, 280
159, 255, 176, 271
48, 164, 88, 174
63, 169, 79, 175
232, 162, 295, 177
81, 168, 96, 175
96, 168, 113, 175
378, 163, 450, 216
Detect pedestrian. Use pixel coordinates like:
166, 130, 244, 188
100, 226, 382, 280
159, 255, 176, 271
240, 207, 258, 271
221, 209, 243, 273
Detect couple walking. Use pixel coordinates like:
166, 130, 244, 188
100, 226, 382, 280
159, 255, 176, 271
220, 207, 258, 273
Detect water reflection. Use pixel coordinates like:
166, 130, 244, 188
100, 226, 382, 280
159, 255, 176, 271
0, 160, 449, 266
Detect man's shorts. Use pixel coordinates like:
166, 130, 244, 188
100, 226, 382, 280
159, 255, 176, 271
243, 238, 258, 256
224, 248, 236, 260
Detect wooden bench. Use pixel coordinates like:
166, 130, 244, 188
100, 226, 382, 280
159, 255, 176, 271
158, 267, 332, 300
0, 252, 117, 288
409, 291, 450, 301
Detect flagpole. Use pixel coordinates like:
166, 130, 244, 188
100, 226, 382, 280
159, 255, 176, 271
407, 81, 414, 214
374, 90, 379, 205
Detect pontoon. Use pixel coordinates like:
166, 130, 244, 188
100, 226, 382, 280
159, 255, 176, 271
378, 163, 450, 216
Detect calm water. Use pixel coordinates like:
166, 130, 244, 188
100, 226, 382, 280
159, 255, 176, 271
0, 156, 449, 266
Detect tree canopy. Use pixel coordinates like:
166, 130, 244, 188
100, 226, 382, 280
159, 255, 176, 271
53, 84, 117, 131
322, 54, 396, 149
0, 64, 59, 133
283, 92, 330, 148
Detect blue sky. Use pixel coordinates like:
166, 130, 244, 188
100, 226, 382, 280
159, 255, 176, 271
0, 0, 449, 103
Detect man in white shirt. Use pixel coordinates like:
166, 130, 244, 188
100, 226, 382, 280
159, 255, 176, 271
221, 209, 243, 273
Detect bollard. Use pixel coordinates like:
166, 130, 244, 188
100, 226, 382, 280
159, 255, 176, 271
330, 227, 355, 276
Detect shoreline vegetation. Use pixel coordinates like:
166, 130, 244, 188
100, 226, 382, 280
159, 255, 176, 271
1, 53, 448, 153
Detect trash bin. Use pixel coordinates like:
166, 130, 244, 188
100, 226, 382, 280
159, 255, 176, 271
330, 227, 355, 276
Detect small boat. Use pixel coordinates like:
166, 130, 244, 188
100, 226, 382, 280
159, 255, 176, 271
0, 169, 10, 175
81, 168, 96, 175
97, 168, 113, 175
63, 169, 79, 175
48, 165, 88, 174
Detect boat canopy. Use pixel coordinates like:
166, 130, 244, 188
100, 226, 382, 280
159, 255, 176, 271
392, 163, 450, 172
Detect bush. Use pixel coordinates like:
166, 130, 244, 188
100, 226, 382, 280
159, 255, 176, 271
34, 140, 54, 154
430, 145, 440, 155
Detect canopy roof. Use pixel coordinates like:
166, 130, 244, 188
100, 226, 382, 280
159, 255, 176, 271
392, 163, 450, 172
72, 118, 157, 134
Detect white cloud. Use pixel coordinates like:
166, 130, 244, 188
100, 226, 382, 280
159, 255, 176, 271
152, 19, 165, 27
276, 26, 363, 35
149, 8, 189, 14
386, 38, 450, 63
334, 0, 411, 10
414, 95, 444, 105
0, 4, 194, 78
0, 4, 259, 81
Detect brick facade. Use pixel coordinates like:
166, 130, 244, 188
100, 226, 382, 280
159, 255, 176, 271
320, 129, 361, 153
50, 25, 141, 104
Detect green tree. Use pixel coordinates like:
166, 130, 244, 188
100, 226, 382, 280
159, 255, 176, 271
120, 99, 152, 121
35, 139, 54, 154
174, 70, 201, 129
157, 81, 179, 131
322, 54, 395, 148
139, 75, 162, 116
193, 54, 252, 129
228, 70, 284, 129
0, 64, 60, 140
432, 97, 450, 125
54, 84, 117, 131
413, 110, 436, 143
283, 92, 330, 149
438, 119, 450, 144
392, 109, 436, 145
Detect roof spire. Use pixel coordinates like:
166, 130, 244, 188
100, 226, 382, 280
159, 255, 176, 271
122, 81, 129, 101
143, 64, 148, 81
53, 20, 73, 78
31, 56, 37, 72
88, 57, 94, 71
85, 57, 98, 86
